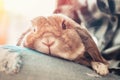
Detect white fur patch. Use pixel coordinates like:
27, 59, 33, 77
91, 61, 109, 76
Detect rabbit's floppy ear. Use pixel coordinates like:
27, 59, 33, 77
74, 26, 108, 64
17, 29, 31, 46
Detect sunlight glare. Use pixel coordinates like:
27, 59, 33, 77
4, 0, 55, 18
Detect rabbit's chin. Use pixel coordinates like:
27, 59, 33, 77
33, 38, 85, 60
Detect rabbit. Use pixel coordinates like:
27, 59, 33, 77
17, 14, 109, 76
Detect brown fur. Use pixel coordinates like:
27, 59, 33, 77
17, 14, 109, 75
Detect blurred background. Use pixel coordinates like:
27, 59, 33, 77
0, 0, 56, 45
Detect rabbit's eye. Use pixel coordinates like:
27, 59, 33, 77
62, 20, 66, 30
32, 27, 37, 32
33, 28, 36, 32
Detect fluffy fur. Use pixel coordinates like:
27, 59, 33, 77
17, 14, 109, 75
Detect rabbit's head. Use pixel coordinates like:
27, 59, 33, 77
24, 14, 85, 60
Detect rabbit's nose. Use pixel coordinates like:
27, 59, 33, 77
42, 40, 55, 47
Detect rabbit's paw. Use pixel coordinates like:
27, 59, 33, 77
91, 61, 109, 76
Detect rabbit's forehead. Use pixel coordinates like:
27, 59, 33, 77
32, 14, 73, 27
47, 16, 64, 26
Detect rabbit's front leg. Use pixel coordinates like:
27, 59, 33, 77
0, 48, 22, 74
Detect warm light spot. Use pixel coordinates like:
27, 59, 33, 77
0, 0, 9, 44
3, 0, 56, 19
